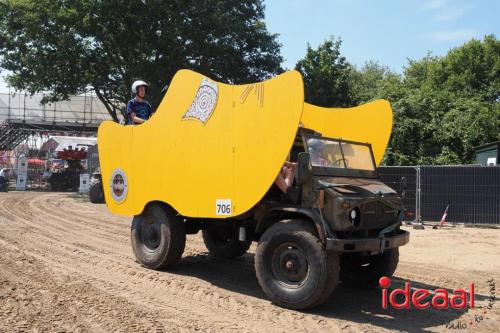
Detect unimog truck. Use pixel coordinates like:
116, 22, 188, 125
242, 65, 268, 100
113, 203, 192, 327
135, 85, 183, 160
97, 69, 409, 310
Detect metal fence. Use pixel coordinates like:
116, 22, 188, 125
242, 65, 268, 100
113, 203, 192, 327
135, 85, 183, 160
378, 165, 500, 224
87, 144, 100, 174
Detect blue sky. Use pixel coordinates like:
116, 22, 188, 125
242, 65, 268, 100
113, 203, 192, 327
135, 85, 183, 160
264, 0, 499, 71
0, 0, 498, 93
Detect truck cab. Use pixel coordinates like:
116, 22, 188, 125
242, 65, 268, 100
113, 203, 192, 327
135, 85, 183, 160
255, 128, 408, 251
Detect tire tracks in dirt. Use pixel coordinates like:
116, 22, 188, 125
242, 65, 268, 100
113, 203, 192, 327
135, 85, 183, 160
0, 193, 343, 333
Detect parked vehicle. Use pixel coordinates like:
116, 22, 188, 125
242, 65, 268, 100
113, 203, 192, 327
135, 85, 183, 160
0, 168, 10, 192
48, 159, 84, 191
88, 170, 105, 203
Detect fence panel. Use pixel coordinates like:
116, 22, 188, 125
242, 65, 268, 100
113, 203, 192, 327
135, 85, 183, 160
379, 165, 500, 224
420, 166, 500, 224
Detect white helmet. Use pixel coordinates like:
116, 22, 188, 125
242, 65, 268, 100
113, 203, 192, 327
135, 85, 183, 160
131, 80, 149, 94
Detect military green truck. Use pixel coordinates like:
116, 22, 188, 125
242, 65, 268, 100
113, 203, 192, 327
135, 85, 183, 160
97, 69, 409, 310
131, 128, 409, 309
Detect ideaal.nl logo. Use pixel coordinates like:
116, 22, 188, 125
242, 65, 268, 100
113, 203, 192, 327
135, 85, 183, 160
379, 276, 475, 310
379, 277, 496, 330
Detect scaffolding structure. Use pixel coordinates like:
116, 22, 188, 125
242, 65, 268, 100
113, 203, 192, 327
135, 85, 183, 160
0, 90, 118, 150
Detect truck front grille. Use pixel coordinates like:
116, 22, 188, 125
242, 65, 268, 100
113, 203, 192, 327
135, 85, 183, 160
360, 202, 398, 229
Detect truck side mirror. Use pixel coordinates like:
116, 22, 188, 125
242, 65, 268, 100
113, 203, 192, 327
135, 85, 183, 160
297, 152, 312, 184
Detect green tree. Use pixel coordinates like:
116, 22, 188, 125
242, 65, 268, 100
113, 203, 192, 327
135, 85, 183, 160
382, 36, 500, 165
295, 36, 355, 107
301, 35, 499, 166
0, 0, 283, 121
351, 61, 399, 104
430, 35, 500, 103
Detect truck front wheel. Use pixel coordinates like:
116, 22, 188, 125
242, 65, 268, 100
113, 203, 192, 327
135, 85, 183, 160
340, 248, 399, 288
255, 219, 339, 310
131, 203, 186, 270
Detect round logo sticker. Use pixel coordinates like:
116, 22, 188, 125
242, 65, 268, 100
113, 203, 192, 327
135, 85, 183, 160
110, 169, 128, 203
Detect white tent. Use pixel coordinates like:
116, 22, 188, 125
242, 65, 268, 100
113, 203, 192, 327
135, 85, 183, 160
40, 136, 97, 152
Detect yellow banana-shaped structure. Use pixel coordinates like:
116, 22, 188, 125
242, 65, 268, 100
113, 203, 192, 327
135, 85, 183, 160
98, 69, 304, 217
98, 69, 393, 218
301, 100, 392, 165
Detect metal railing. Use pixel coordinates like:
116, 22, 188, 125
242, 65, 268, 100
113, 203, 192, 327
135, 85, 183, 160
0, 91, 115, 125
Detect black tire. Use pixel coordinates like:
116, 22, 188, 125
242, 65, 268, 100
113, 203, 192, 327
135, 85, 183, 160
202, 225, 251, 259
88, 179, 105, 203
255, 219, 340, 310
0, 178, 7, 192
131, 203, 186, 270
340, 248, 399, 288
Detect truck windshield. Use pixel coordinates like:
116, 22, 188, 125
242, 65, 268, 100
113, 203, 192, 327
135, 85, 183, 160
306, 137, 376, 171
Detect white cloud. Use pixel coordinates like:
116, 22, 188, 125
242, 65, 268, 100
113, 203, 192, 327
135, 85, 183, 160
432, 29, 477, 41
436, 6, 472, 22
422, 1, 473, 23
422, 0, 448, 10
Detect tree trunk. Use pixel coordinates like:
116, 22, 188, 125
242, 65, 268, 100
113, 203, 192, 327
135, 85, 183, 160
94, 89, 119, 123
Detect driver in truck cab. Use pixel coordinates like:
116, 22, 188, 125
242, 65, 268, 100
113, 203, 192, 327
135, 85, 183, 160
127, 80, 154, 125
308, 138, 329, 166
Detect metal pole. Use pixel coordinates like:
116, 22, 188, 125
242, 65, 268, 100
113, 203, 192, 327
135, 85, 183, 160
415, 166, 421, 223
410, 166, 425, 229
23, 93, 26, 123
53, 102, 56, 125
8, 87, 11, 121
83, 90, 87, 127
90, 90, 93, 124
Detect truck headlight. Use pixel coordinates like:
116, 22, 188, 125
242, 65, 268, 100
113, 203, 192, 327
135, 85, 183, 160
349, 208, 361, 227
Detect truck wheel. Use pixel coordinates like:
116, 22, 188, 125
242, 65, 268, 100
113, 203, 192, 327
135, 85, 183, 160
340, 248, 399, 288
255, 219, 339, 310
131, 203, 186, 270
88, 179, 105, 203
202, 225, 251, 259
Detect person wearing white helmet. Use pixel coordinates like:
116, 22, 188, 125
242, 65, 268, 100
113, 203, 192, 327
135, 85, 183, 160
127, 80, 153, 125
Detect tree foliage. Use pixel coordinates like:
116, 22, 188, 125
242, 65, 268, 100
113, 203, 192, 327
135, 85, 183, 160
295, 37, 355, 107
0, 0, 283, 121
297, 35, 499, 165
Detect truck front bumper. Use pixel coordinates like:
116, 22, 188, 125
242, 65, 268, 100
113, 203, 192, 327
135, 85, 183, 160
326, 230, 410, 252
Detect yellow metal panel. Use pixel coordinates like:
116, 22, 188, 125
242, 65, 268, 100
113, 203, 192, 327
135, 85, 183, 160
98, 69, 304, 217
300, 100, 393, 165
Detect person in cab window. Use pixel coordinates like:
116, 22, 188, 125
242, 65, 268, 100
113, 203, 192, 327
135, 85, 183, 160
128, 80, 153, 125
308, 139, 329, 167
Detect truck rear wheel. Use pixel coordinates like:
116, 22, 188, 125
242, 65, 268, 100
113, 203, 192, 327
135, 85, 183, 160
255, 219, 339, 310
340, 248, 399, 288
202, 225, 251, 259
131, 203, 186, 270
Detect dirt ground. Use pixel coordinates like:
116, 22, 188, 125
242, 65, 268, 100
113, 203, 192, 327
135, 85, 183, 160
0, 192, 498, 333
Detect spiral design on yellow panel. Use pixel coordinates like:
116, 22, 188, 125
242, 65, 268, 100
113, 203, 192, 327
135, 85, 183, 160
182, 79, 218, 124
